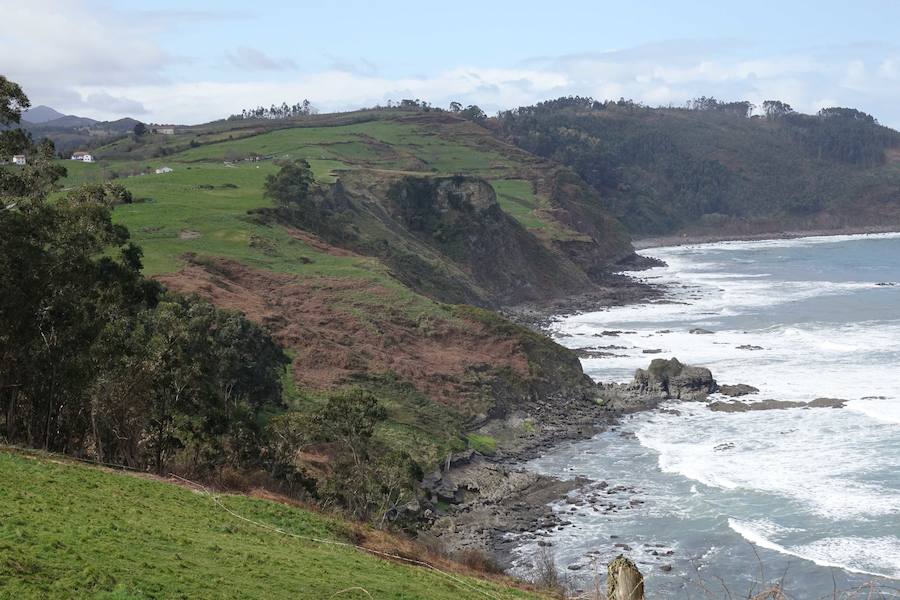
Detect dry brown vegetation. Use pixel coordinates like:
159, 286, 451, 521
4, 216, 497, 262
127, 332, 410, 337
159, 256, 532, 407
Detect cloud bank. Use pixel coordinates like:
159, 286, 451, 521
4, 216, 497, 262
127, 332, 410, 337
3, 2, 900, 127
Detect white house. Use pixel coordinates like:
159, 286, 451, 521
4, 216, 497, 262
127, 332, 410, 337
70, 151, 94, 162
12, 155, 26, 166
155, 166, 173, 174
157, 126, 175, 135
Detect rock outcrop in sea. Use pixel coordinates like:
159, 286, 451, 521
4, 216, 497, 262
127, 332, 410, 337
718, 384, 759, 397
632, 358, 718, 401
596, 358, 719, 411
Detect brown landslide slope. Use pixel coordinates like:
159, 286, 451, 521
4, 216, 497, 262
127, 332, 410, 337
157, 254, 585, 419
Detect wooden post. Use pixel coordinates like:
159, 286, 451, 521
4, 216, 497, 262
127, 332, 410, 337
607, 555, 645, 600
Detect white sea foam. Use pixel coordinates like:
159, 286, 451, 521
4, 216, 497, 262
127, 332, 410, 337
635, 404, 900, 519
847, 398, 900, 425
650, 231, 900, 255
729, 519, 900, 580
562, 318, 900, 405
560, 233, 900, 331
556, 233, 900, 403
533, 233, 900, 593
560, 271, 883, 328
792, 536, 900, 580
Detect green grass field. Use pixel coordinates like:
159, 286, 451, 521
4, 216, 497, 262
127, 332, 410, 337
57, 160, 106, 187
490, 179, 547, 230
64, 115, 577, 280
56, 161, 378, 279
0, 450, 544, 600
169, 119, 515, 175
101, 162, 379, 278
53, 158, 459, 336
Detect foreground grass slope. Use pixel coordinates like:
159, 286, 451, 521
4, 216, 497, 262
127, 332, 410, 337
0, 451, 545, 599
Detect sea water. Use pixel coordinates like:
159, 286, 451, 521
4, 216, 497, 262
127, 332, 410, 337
511, 233, 900, 598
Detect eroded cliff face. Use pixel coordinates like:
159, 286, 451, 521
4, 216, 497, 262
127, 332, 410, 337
381, 174, 594, 306
538, 169, 646, 276
274, 169, 646, 309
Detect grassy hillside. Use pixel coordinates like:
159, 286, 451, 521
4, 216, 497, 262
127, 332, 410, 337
85, 110, 634, 281
43, 110, 613, 483
498, 98, 900, 237
0, 450, 546, 599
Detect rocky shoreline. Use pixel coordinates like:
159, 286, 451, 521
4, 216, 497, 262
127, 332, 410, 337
420, 353, 850, 579
416, 358, 714, 569
502, 273, 664, 332
415, 387, 623, 567
409, 266, 672, 571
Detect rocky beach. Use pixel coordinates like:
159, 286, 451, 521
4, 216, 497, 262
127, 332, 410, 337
419, 356, 729, 571
425, 233, 900, 598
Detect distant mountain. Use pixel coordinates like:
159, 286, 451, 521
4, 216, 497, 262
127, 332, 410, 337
21, 106, 137, 132
13, 105, 144, 156
35, 115, 100, 129
104, 117, 141, 131
22, 105, 66, 123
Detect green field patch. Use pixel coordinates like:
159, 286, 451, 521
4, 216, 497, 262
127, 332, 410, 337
490, 179, 548, 230
0, 451, 541, 599
72, 162, 368, 280
171, 126, 360, 162
56, 160, 105, 187
322, 140, 385, 162
147, 119, 515, 176
348, 121, 514, 173
465, 433, 498, 455
307, 158, 350, 183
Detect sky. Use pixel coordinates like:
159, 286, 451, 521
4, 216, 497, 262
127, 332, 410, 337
3, 0, 900, 127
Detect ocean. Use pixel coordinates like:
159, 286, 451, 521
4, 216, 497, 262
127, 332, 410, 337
511, 233, 900, 598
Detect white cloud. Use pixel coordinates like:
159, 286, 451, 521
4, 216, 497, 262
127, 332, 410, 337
519, 43, 900, 125
54, 51, 900, 126
84, 92, 148, 116
226, 47, 297, 71
3, 3, 900, 127
877, 59, 900, 79
1, 1, 178, 88
71, 67, 570, 124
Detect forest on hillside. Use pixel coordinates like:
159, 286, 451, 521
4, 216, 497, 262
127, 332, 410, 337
497, 96, 900, 236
